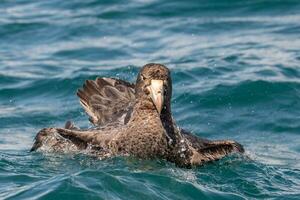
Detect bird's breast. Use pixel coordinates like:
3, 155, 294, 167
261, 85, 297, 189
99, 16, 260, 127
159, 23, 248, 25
111, 113, 169, 158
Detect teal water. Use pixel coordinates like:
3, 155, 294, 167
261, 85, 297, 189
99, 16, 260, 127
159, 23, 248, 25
1, 0, 300, 199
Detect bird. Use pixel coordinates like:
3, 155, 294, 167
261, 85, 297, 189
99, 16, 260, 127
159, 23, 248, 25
31, 63, 244, 167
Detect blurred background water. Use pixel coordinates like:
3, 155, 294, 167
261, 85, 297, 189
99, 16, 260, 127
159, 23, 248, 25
0, 0, 300, 199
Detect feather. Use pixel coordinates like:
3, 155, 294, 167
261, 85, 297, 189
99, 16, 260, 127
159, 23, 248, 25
77, 77, 135, 126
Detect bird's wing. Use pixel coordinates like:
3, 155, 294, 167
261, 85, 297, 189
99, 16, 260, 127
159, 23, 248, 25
197, 140, 244, 162
77, 77, 135, 126
182, 130, 244, 164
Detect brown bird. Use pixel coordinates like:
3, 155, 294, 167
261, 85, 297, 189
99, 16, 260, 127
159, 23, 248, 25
31, 63, 244, 167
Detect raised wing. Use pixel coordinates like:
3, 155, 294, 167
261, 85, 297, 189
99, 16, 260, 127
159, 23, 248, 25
77, 77, 135, 126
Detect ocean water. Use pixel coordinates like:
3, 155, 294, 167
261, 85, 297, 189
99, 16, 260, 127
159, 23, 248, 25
0, 0, 300, 199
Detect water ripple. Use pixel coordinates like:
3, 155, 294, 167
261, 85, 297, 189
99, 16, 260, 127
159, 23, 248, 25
1, 0, 300, 199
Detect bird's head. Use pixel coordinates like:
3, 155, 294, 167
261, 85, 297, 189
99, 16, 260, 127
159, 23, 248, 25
135, 63, 172, 114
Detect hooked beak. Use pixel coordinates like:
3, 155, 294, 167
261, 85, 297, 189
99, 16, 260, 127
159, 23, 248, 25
148, 80, 164, 114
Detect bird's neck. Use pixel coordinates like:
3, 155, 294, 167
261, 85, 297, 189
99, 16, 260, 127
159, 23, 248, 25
160, 107, 183, 145
129, 98, 161, 125
133, 96, 157, 113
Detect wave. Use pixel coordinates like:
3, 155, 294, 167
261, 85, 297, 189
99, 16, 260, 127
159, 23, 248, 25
0, 151, 299, 199
1, 0, 300, 199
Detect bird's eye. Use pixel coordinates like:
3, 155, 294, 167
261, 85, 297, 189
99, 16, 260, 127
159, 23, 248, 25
140, 74, 146, 80
144, 86, 150, 95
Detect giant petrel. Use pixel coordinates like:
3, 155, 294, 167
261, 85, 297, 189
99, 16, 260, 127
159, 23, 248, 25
31, 63, 244, 167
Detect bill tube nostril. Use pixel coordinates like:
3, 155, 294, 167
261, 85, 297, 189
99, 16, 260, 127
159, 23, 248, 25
148, 80, 164, 114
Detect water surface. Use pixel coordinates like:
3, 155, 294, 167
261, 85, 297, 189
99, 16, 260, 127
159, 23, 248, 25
1, 0, 300, 199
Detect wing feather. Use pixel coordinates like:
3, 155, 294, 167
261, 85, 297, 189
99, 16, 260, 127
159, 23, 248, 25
77, 77, 135, 126
182, 130, 244, 164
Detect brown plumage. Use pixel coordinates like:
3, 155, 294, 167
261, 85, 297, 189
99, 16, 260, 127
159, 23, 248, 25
31, 63, 244, 167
